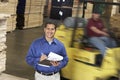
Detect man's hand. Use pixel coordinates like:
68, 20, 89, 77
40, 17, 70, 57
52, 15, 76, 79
50, 61, 60, 66
102, 32, 110, 37
40, 53, 47, 61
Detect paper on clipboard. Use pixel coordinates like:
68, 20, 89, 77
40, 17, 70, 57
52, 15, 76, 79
47, 52, 63, 61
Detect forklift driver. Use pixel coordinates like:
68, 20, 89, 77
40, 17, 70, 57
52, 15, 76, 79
86, 11, 117, 66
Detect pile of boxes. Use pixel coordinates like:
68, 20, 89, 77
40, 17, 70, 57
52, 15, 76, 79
24, 0, 46, 28
0, 0, 46, 32
72, 0, 93, 18
0, 0, 18, 32
110, 14, 120, 39
0, 14, 10, 73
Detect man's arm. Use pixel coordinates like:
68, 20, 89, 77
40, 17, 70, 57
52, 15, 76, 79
26, 43, 40, 67
90, 26, 109, 36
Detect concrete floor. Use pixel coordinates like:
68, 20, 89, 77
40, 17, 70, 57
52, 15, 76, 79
4, 27, 44, 80
0, 73, 29, 80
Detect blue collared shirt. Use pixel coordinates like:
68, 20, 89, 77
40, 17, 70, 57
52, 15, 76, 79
26, 36, 68, 73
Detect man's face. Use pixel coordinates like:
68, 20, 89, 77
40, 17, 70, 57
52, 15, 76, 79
92, 13, 100, 20
44, 24, 56, 39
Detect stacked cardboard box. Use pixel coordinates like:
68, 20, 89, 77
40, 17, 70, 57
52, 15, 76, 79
0, 0, 17, 32
0, 0, 46, 31
72, 0, 93, 18
72, 3, 83, 17
110, 14, 120, 39
111, 0, 119, 16
7, 14, 16, 32
24, 0, 46, 29
0, 14, 10, 73
0, 0, 17, 14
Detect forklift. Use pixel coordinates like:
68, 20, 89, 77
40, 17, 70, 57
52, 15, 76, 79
54, 0, 120, 80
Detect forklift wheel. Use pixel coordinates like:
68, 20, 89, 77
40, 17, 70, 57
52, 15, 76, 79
61, 77, 69, 80
107, 76, 119, 80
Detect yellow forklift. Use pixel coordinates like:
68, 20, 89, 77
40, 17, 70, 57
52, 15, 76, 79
54, 0, 120, 80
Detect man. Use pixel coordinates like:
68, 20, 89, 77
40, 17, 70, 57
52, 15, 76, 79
86, 12, 117, 56
26, 21, 68, 80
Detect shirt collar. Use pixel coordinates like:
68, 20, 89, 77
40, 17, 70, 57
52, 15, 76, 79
42, 36, 57, 44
